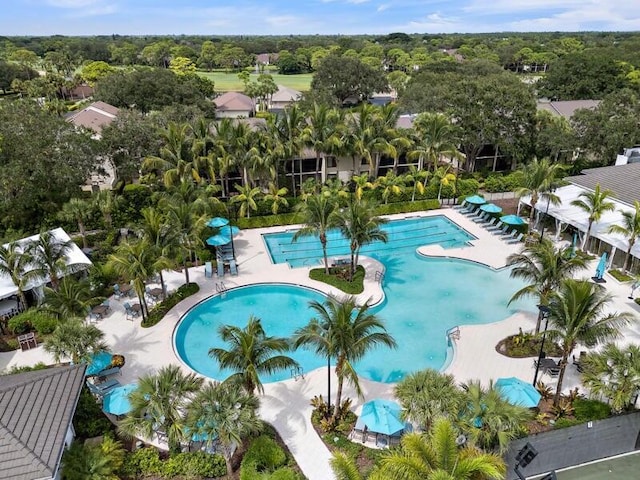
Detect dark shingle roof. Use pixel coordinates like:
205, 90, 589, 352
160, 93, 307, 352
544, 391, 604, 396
0, 364, 86, 480
566, 162, 640, 207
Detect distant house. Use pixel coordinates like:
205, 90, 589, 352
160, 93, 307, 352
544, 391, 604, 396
536, 99, 601, 120
61, 84, 95, 100
0, 364, 86, 480
256, 53, 279, 65
269, 85, 302, 111
214, 92, 255, 118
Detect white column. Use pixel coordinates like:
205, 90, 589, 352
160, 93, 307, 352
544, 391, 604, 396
608, 247, 617, 268
555, 220, 564, 241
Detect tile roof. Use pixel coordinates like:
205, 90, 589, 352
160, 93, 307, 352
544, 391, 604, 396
214, 92, 255, 111
271, 85, 301, 103
566, 162, 640, 207
0, 364, 86, 480
536, 100, 600, 120
67, 101, 119, 134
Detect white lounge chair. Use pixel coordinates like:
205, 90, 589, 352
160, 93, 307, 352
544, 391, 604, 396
506, 233, 524, 244
481, 217, 497, 228
473, 212, 490, 223
487, 220, 503, 231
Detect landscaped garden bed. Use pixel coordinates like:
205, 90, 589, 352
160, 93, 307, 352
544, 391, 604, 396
309, 265, 365, 294
496, 329, 563, 358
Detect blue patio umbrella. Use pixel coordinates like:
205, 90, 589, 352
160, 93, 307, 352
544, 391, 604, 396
500, 214, 526, 226
595, 252, 608, 279
495, 377, 541, 408
359, 399, 405, 436
184, 422, 218, 442
206, 234, 231, 246
219, 225, 240, 237
103, 383, 138, 416
206, 217, 229, 228
85, 351, 113, 376
465, 195, 486, 205
480, 203, 502, 214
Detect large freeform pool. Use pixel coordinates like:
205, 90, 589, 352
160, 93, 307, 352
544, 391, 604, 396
174, 216, 534, 383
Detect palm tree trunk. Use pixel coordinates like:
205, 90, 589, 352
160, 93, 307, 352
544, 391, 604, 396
349, 243, 356, 281
623, 243, 634, 272
183, 257, 190, 285
159, 271, 167, 299
553, 352, 570, 406
78, 220, 88, 249
321, 236, 329, 275
354, 247, 361, 277
331, 361, 345, 422
582, 223, 592, 251
315, 153, 321, 183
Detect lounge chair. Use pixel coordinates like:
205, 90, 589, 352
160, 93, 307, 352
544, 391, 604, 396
230, 259, 238, 276
453, 201, 468, 210
492, 224, 510, 235
481, 217, 497, 228
501, 230, 518, 240
204, 261, 213, 278
486, 220, 504, 232
217, 261, 224, 277
506, 233, 524, 244
472, 212, 490, 223
462, 207, 480, 217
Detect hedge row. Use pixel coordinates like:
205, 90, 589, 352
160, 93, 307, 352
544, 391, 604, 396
142, 282, 200, 328
120, 447, 226, 479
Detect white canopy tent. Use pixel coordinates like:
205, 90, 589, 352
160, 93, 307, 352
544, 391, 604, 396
519, 184, 640, 267
0, 227, 92, 301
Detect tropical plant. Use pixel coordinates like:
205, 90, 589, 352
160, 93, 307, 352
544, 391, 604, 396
293, 295, 396, 421
108, 240, 155, 320
44, 319, 109, 364
119, 365, 204, 454
370, 417, 505, 480
375, 172, 405, 204
43, 276, 103, 319
411, 112, 464, 172
208, 315, 299, 394
404, 166, 427, 202
58, 197, 92, 249
515, 157, 563, 230
28, 230, 79, 291
62, 436, 125, 480
231, 183, 262, 218
93, 189, 115, 229
330, 451, 364, 480
571, 184, 616, 250
302, 102, 341, 183
432, 165, 456, 201
138, 207, 178, 298
293, 194, 338, 274
185, 381, 262, 477
507, 238, 588, 333
608, 200, 640, 271
164, 198, 205, 285
581, 343, 640, 413
350, 173, 375, 201
395, 369, 464, 430
264, 183, 289, 214
0, 241, 33, 307
546, 279, 633, 405
458, 380, 533, 453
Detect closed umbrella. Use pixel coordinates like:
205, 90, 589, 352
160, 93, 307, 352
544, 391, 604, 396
102, 384, 138, 415
465, 195, 486, 205
206, 234, 231, 246
206, 217, 229, 228
358, 399, 405, 436
595, 252, 608, 280
480, 203, 502, 214
495, 377, 541, 408
500, 214, 526, 226
85, 351, 113, 376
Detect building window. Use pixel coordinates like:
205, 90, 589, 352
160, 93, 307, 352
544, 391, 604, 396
326, 157, 337, 168
361, 158, 369, 166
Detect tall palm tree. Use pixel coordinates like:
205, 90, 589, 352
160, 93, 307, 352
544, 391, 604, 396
515, 157, 563, 230
507, 238, 588, 333
165, 199, 205, 285
571, 184, 616, 251
231, 183, 262, 218
186, 381, 262, 477
62, 436, 125, 480
332, 198, 388, 280
58, 198, 91, 249
44, 319, 109, 364
271, 105, 306, 194
371, 417, 505, 480
412, 112, 464, 173
350, 173, 375, 201
108, 240, 155, 321
293, 295, 396, 421
347, 104, 392, 178
395, 369, 463, 431
0, 242, 33, 307
432, 165, 456, 202
43, 276, 102, 319
458, 380, 533, 453
546, 279, 633, 405
375, 172, 405, 204
302, 102, 339, 183
608, 200, 640, 271
293, 194, 338, 274
138, 207, 178, 298
92, 189, 115, 230
581, 343, 640, 413
263, 183, 289, 214
119, 365, 203, 454
28, 230, 78, 291
209, 316, 299, 395
404, 166, 427, 202
142, 122, 199, 188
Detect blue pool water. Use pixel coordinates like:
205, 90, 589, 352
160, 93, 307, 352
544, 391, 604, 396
174, 216, 534, 383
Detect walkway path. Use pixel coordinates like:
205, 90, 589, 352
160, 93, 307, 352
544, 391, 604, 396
2, 207, 639, 479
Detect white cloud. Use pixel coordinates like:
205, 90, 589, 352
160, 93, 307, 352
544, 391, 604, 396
266, 15, 299, 27
348, 0, 370, 4
46, 0, 102, 7
377, 3, 389, 12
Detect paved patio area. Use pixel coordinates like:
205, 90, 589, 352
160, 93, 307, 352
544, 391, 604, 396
1, 207, 638, 480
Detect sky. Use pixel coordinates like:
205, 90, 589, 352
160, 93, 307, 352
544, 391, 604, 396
2, 0, 640, 36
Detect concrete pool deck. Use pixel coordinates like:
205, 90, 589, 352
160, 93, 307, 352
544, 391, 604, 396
1, 207, 639, 480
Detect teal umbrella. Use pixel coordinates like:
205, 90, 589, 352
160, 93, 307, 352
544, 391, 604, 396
480, 203, 502, 214
207, 217, 229, 228
465, 195, 486, 205
85, 351, 113, 376
206, 234, 231, 246
495, 377, 541, 408
595, 252, 608, 280
219, 225, 240, 237
359, 399, 405, 436
103, 384, 138, 415
500, 214, 526, 226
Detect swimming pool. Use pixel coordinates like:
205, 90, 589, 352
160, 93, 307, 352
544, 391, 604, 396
174, 216, 534, 383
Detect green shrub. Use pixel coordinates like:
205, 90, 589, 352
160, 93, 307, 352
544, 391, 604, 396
573, 398, 611, 422
3, 362, 48, 375
237, 212, 302, 229
0, 338, 18, 352
269, 467, 303, 480
163, 451, 227, 478
8, 310, 34, 334
31, 312, 58, 335
553, 417, 581, 429
141, 282, 200, 328
455, 178, 481, 198
375, 199, 441, 215
242, 435, 287, 472
309, 266, 365, 294
120, 447, 164, 478
72, 387, 115, 439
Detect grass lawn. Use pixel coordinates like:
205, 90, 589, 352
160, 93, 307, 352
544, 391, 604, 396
197, 70, 313, 92
557, 452, 640, 480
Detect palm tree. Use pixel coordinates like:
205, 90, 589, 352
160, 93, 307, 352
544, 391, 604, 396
412, 112, 463, 173
303, 102, 340, 183
58, 198, 91, 249
375, 172, 405, 204
138, 207, 178, 298
332, 198, 388, 280
350, 173, 374, 201
293, 295, 396, 421
231, 183, 261, 218
119, 365, 203, 454
62, 436, 125, 480
44, 319, 109, 364
108, 240, 155, 321
263, 183, 289, 214
608, 200, 640, 271
546, 279, 633, 405
0, 242, 33, 307
186, 381, 262, 476
43, 276, 102, 319
293, 194, 338, 274
581, 343, 640, 413
28, 230, 78, 291
209, 316, 299, 395
432, 165, 456, 202
395, 369, 464, 431
515, 157, 563, 230
571, 184, 616, 251
347, 104, 392, 178
371, 417, 505, 480
165, 199, 205, 285
458, 380, 533, 453
404, 166, 427, 202
507, 238, 588, 333
330, 452, 364, 480
93, 189, 115, 230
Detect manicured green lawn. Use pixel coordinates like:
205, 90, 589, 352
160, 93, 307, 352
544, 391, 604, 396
196, 70, 313, 92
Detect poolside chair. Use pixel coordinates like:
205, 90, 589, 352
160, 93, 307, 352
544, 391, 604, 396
492, 224, 510, 235
501, 229, 518, 240
204, 261, 213, 278
453, 200, 468, 210
230, 259, 238, 276
472, 212, 490, 223
112, 284, 122, 300
486, 220, 504, 232
462, 207, 480, 217
506, 233, 524, 244
481, 217, 497, 228
217, 261, 225, 277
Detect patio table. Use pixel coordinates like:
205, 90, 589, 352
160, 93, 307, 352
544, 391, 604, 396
91, 305, 109, 318
118, 283, 133, 296
149, 287, 163, 299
